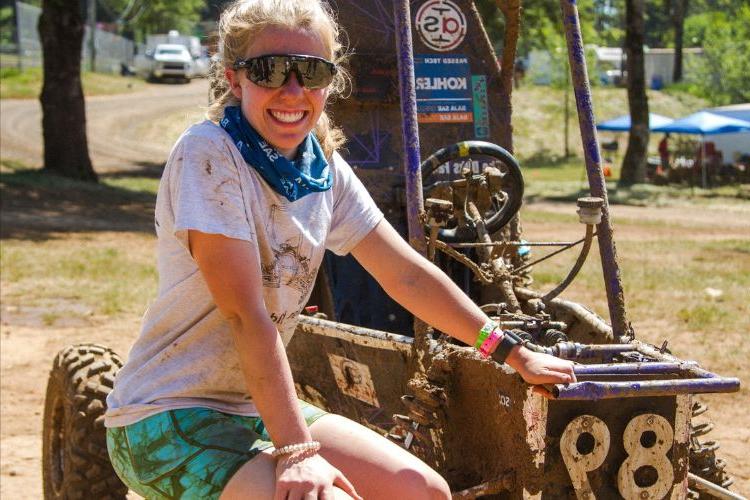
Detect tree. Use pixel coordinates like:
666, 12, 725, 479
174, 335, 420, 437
619, 0, 649, 186
670, 0, 688, 81
38, 0, 96, 181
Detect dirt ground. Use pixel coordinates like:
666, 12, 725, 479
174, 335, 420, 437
1, 81, 748, 498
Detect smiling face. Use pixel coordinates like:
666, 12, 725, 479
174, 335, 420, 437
226, 26, 330, 160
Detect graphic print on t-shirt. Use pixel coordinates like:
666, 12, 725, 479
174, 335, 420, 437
261, 204, 316, 303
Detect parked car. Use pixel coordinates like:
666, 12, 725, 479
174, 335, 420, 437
134, 44, 195, 83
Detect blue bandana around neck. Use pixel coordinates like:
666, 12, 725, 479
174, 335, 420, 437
220, 106, 332, 202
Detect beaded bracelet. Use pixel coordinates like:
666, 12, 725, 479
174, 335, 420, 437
479, 327, 504, 358
271, 440, 321, 458
474, 320, 497, 349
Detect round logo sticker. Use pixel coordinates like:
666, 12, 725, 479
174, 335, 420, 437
415, 0, 467, 52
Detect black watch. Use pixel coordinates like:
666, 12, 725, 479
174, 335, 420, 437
490, 329, 521, 364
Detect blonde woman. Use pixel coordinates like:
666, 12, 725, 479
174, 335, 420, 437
104, 1, 576, 498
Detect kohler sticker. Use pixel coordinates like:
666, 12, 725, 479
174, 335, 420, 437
327, 354, 381, 407
415, 55, 473, 123
415, 0, 467, 52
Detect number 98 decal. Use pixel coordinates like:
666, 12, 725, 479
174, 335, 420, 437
560, 414, 675, 500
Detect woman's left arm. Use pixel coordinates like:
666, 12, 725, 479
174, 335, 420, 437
351, 219, 576, 385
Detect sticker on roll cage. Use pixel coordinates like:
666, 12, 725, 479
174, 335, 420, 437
471, 75, 490, 138
327, 354, 381, 407
415, 54, 473, 123
415, 0, 467, 52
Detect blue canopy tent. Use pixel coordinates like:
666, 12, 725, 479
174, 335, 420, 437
652, 111, 750, 187
652, 111, 750, 135
596, 113, 674, 131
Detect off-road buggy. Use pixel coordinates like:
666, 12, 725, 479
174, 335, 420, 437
42, 0, 742, 498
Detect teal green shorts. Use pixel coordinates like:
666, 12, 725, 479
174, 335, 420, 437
106, 401, 327, 499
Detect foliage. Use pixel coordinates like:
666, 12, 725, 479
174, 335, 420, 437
475, 0, 748, 53
591, 0, 625, 46
475, 0, 602, 87
0, 66, 144, 99
96, 0, 205, 39
683, 6, 750, 104
475, 0, 601, 55
627, 0, 743, 48
643, 0, 671, 47
0, 5, 14, 46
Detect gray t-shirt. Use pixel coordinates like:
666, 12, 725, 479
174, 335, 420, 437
105, 121, 383, 427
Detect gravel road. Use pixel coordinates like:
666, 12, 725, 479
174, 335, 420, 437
0, 79, 209, 172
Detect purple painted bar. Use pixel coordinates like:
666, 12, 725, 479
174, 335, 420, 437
393, 0, 427, 255
559, 0, 629, 338
574, 362, 700, 376
551, 378, 740, 400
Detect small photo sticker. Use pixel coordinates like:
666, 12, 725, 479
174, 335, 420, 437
415, 0, 468, 52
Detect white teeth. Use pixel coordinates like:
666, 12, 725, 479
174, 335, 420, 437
270, 110, 304, 123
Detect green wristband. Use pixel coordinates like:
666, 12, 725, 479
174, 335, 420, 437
474, 321, 496, 349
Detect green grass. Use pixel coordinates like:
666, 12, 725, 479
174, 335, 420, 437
101, 175, 161, 196
1, 239, 157, 318
0, 66, 145, 99
0, 161, 159, 318
518, 225, 750, 338
512, 84, 708, 164
510, 84, 750, 206
1, 159, 160, 197
518, 155, 750, 206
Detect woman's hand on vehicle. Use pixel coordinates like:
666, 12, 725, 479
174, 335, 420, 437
274, 452, 361, 500
505, 346, 576, 387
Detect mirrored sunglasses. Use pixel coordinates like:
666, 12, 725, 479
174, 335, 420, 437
233, 54, 337, 89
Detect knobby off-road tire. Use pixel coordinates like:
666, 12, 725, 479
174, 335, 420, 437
43, 344, 127, 500
688, 399, 736, 499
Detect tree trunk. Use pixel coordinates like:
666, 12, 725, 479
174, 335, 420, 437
672, 0, 687, 82
619, 0, 649, 187
38, 0, 97, 181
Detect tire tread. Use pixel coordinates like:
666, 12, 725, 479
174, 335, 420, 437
42, 343, 127, 499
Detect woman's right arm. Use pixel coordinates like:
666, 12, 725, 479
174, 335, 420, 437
188, 230, 359, 500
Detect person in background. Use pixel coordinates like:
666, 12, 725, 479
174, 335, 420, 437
658, 132, 671, 174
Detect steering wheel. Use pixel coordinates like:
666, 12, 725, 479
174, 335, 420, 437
421, 141, 524, 242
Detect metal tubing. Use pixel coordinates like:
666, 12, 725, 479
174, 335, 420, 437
688, 473, 746, 500
574, 362, 699, 376
449, 241, 586, 248
551, 378, 740, 400
512, 233, 590, 275
630, 339, 724, 380
296, 316, 413, 353
394, 0, 426, 255
542, 224, 594, 302
559, 0, 629, 338
552, 343, 636, 359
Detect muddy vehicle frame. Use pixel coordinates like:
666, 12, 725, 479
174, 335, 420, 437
43, 0, 742, 499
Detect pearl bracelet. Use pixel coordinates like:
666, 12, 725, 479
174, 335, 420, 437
271, 440, 321, 458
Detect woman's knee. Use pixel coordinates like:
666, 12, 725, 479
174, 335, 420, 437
394, 466, 451, 500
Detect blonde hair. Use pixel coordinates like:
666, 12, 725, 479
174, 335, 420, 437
207, 0, 349, 158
